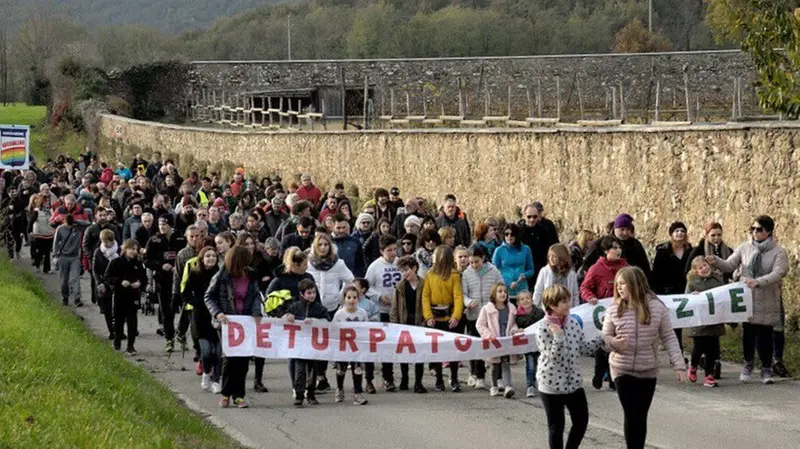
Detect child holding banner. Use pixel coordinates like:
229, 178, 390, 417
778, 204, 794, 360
353, 277, 381, 394
685, 256, 726, 387
515, 291, 545, 397
332, 286, 369, 406
390, 256, 428, 393
476, 282, 520, 398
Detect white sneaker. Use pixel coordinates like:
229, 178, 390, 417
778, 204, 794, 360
497, 379, 506, 390
292, 388, 296, 399
467, 375, 477, 387
526, 386, 536, 398
489, 386, 501, 397
474, 378, 486, 390
201, 373, 212, 390
211, 382, 222, 394
504, 387, 515, 399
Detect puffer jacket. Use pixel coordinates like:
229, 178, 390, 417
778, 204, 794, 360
532, 265, 580, 308
30, 208, 55, 238
307, 257, 354, 312
460, 263, 504, 321
602, 293, 686, 380
712, 237, 789, 327
204, 267, 263, 319
476, 302, 519, 364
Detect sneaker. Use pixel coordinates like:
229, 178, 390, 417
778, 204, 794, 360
497, 379, 506, 390
384, 381, 397, 392
317, 378, 331, 394
353, 394, 368, 405
113, 342, 121, 351
156, 327, 165, 337
450, 381, 462, 393
434, 380, 445, 392
292, 389, 296, 400
75, 300, 84, 307
293, 398, 304, 408
211, 382, 222, 394
334, 389, 344, 403
177, 335, 187, 351
254, 382, 268, 393
219, 396, 230, 408
490, 386, 501, 397
125, 347, 137, 356
234, 398, 248, 408
475, 378, 486, 390
429, 368, 437, 377
703, 375, 718, 387
504, 387, 515, 398
687, 367, 698, 383
195, 360, 204, 376
413, 384, 427, 394
761, 368, 775, 385
591, 375, 603, 390
107, 333, 114, 341
306, 396, 319, 406
398, 380, 409, 391
365, 380, 376, 395
526, 386, 536, 398
740, 364, 754, 382
165, 340, 175, 353
467, 375, 477, 387
62, 298, 69, 306
773, 361, 791, 378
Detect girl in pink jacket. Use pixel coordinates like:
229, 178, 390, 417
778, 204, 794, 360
602, 266, 686, 449
476, 282, 521, 399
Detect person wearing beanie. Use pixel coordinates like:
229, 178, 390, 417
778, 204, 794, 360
404, 215, 422, 237
580, 213, 651, 280
353, 213, 375, 245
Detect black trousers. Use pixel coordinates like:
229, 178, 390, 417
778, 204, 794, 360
380, 312, 394, 383
464, 318, 486, 379
254, 357, 266, 384
98, 293, 114, 336
292, 359, 317, 400
157, 280, 175, 340
615, 375, 657, 449
674, 328, 684, 355
742, 323, 773, 369
113, 297, 138, 349
399, 363, 425, 386
31, 237, 52, 272
335, 362, 364, 394
431, 320, 459, 383
539, 389, 589, 449
593, 349, 609, 380
221, 356, 250, 399
690, 336, 720, 375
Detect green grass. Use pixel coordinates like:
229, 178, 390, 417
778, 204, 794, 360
0, 103, 83, 162
719, 326, 800, 377
0, 257, 243, 449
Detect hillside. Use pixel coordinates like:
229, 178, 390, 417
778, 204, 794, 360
7, 0, 287, 33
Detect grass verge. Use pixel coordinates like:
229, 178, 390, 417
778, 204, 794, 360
0, 257, 243, 449
719, 326, 800, 377
0, 103, 83, 162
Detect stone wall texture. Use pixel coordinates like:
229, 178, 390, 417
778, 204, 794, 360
189, 50, 757, 120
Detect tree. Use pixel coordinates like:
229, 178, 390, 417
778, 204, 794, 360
706, 0, 800, 117
613, 19, 674, 53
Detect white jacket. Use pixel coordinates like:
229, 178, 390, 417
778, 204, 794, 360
308, 258, 355, 312
532, 266, 580, 308
461, 263, 504, 321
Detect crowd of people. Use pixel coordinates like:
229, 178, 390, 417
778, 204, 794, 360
0, 150, 792, 449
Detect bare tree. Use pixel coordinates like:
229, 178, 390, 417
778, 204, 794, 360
0, 0, 12, 105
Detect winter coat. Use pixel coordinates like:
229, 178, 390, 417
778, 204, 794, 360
307, 257, 354, 312
82, 222, 119, 266
460, 263, 504, 321
265, 266, 318, 303
172, 246, 197, 298
144, 231, 186, 285
104, 255, 147, 304
532, 266, 580, 308
52, 224, 83, 258
422, 272, 464, 322
602, 293, 686, 380
285, 297, 329, 321
30, 208, 55, 238
684, 275, 726, 337
435, 211, 471, 247
651, 242, 693, 295
476, 302, 519, 364
134, 224, 156, 249
122, 215, 142, 241
492, 243, 535, 298
390, 278, 425, 326
519, 218, 560, 278
534, 316, 603, 395
579, 257, 628, 302
333, 234, 366, 278
204, 267, 263, 319
515, 305, 545, 330
296, 184, 323, 207
92, 246, 116, 300
280, 232, 312, 255
581, 235, 651, 280
265, 210, 289, 237
363, 231, 388, 266
182, 263, 220, 341
712, 238, 789, 327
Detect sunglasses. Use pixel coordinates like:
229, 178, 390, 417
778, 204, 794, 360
504, 232, 514, 236
526, 215, 540, 219
750, 226, 765, 233
402, 241, 412, 246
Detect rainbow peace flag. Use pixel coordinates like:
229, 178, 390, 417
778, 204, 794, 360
0, 126, 29, 169
1, 145, 26, 167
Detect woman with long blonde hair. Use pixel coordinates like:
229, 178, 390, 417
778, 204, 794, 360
422, 245, 465, 392
602, 266, 685, 449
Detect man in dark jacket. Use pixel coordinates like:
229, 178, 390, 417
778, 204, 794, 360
581, 213, 651, 279
281, 216, 314, 255
144, 214, 186, 352
435, 194, 470, 247
391, 197, 425, 237
332, 214, 366, 277
265, 197, 289, 236
518, 202, 560, 278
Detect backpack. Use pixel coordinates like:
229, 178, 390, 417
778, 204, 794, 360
262, 289, 293, 317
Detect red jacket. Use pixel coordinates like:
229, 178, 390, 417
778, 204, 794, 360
296, 184, 322, 206
100, 167, 114, 185
579, 257, 628, 302
50, 203, 90, 227
230, 180, 245, 198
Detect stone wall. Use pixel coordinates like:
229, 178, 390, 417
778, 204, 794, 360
189, 50, 757, 120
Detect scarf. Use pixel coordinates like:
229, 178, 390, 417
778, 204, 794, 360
545, 313, 567, 328
747, 236, 775, 278
311, 254, 337, 271
101, 241, 119, 261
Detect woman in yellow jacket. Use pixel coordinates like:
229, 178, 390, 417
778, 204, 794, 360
423, 245, 465, 392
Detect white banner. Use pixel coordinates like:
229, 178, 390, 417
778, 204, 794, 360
0, 125, 31, 170
222, 283, 752, 362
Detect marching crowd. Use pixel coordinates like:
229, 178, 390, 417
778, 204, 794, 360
0, 150, 792, 449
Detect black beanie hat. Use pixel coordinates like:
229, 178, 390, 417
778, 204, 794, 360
668, 221, 687, 235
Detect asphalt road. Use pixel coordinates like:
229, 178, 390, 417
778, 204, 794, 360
17, 251, 800, 449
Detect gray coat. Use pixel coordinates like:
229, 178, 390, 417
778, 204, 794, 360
713, 238, 789, 327
52, 224, 82, 258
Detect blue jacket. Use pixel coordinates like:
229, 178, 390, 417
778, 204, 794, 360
115, 167, 133, 180
476, 239, 500, 262
492, 243, 535, 297
333, 234, 366, 277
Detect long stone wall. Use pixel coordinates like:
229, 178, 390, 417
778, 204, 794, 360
189, 50, 757, 120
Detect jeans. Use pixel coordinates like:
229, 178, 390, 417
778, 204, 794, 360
539, 388, 589, 449
335, 362, 364, 394
464, 318, 486, 379
525, 352, 539, 388
491, 358, 513, 389
690, 336, 720, 375
199, 339, 222, 383
742, 323, 773, 369
58, 256, 82, 303
221, 356, 250, 399
615, 375, 657, 449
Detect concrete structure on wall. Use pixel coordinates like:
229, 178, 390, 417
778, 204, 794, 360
188, 50, 758, 123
